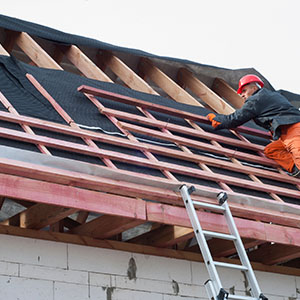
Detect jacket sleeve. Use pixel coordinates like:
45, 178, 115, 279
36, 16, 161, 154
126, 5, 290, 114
213, 98, 258, 129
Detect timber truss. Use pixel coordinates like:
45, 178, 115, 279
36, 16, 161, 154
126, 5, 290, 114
0, 24, 299, 275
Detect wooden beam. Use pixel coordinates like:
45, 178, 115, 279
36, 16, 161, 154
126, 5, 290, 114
100, 51, 159, 95
208, 238, 264, 257
146, 202, 300, 247
0, 173, 146, 220
14, 32, 63, 70
138, 58, 201, 106
78, 85, 271, 139
248, 243, 300, 265
60, 45, 112, 82
212, 78, 244, 109
177, 68, 235, 114
0, 224, 298, 276
129, 225, 194, 248
71, 215, 144, 239
1, 203, 77, 229
0, 157, 299, 230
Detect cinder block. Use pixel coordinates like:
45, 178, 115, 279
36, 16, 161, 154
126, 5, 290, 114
89, 272, 111, 287
90, 285, 109, 300
54, 281, 89, 300
0, 261, 19, 276
68, 244, 130, 275
20, 264, 88, 285
113, 288, 163, 300
132, 253, 192, 284
0, 274, 53, 300
163, 294, 205, 300
190, 261, 209, 285
0, 234, 67, 268
115, 275, 173, 294
176, 282, 206, 298
255, 271, 297, 298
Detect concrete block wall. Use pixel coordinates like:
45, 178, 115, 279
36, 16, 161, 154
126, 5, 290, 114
0, 234, 299, 299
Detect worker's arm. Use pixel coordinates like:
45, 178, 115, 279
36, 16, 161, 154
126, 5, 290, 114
212, 99, 258, 129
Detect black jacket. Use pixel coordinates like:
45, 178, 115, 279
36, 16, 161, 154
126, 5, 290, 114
213, 88, 300, 140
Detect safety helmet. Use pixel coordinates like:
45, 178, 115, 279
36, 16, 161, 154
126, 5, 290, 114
237, 74, 264, 94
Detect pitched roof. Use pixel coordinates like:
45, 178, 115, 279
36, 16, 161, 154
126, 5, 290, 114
0, 14, 299, 273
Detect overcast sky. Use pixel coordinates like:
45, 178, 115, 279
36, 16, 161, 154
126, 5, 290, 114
2, 0, 300, 94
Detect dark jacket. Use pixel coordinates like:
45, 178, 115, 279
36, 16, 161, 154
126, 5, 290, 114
213, 88, 300, 140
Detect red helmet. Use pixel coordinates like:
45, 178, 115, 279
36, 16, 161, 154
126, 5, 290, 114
237, 74, 264, 94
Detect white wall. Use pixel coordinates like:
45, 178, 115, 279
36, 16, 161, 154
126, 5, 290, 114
0, 234, 298, 300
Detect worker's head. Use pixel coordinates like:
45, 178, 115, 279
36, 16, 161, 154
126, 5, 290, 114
237, 74, 264, 100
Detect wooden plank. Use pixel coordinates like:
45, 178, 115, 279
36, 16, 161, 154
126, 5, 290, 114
14, 32, 63, 70
0, 157, 299, 229
129, 225, 194, 248
1, 203, 77, 229
71, 215, 144, 239
119, 121, 276, 167
177, 68, 235, 114
146, 202, 300, 247
138, 58, 202, 106
60, 45, 112, 82
0, 109, 295, 186
208, 238, 264, 257
0, 225, 298, 276
0, 173, 146, 220
212, 78, 245, 109
248, 243, 300, 265
100, 51, 159, 95
1, 126, 297, 198
78, 85, 271, 139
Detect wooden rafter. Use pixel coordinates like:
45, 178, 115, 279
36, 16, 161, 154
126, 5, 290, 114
1, 203, 77, 229
99, 51, 159, 95
70, 215, 144, 239
212, 77, 244, 109
60, 45, 112, 82
177, 68, 235, 114
248, 243, 300, 265
138, 58, 201, 106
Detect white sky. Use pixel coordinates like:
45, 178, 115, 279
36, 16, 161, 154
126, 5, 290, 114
2, 0, 300, 94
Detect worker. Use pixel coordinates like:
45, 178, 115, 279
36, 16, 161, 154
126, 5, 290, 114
206, 74, 300, 177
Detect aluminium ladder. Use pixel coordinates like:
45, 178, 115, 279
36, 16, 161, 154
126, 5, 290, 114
180, 185, 268, 300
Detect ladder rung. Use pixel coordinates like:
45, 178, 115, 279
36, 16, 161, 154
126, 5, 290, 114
202, 230, 236, 241
213, 261, 248, 271
227, 294, 258, 300
192, 201, 225, 211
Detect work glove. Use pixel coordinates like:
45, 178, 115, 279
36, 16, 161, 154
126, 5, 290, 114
206, 113, 221, 128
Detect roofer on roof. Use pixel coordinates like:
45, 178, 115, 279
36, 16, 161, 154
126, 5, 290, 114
206, 74, 300, 178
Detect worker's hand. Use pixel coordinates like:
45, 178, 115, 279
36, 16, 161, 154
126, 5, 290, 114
206, 113, 221, 128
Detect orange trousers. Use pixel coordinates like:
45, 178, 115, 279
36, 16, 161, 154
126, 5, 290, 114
264, 122, 300, 172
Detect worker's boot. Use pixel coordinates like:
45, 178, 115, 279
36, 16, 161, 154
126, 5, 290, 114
289, 165, 300, 178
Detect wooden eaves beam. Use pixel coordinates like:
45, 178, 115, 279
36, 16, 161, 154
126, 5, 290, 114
0, 157, 298, 229
0, 172, 300, 248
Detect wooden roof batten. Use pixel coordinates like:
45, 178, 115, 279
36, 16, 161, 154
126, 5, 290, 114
0, 28, 299, 273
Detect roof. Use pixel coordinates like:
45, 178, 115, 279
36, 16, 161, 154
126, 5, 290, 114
0, 14, 300, 274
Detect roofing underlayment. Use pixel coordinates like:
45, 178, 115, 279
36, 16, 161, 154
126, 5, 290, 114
0, 14, 299, 274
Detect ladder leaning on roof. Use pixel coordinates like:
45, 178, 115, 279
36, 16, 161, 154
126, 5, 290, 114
180, 185, 268, 300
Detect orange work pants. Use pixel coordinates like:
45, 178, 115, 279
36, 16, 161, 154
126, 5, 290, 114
264, 122, 300, 172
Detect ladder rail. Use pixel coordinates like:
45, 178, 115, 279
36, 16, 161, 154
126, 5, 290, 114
222, 200, 262, 297
180, 185, 267, 300
180, 185, 222, 295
